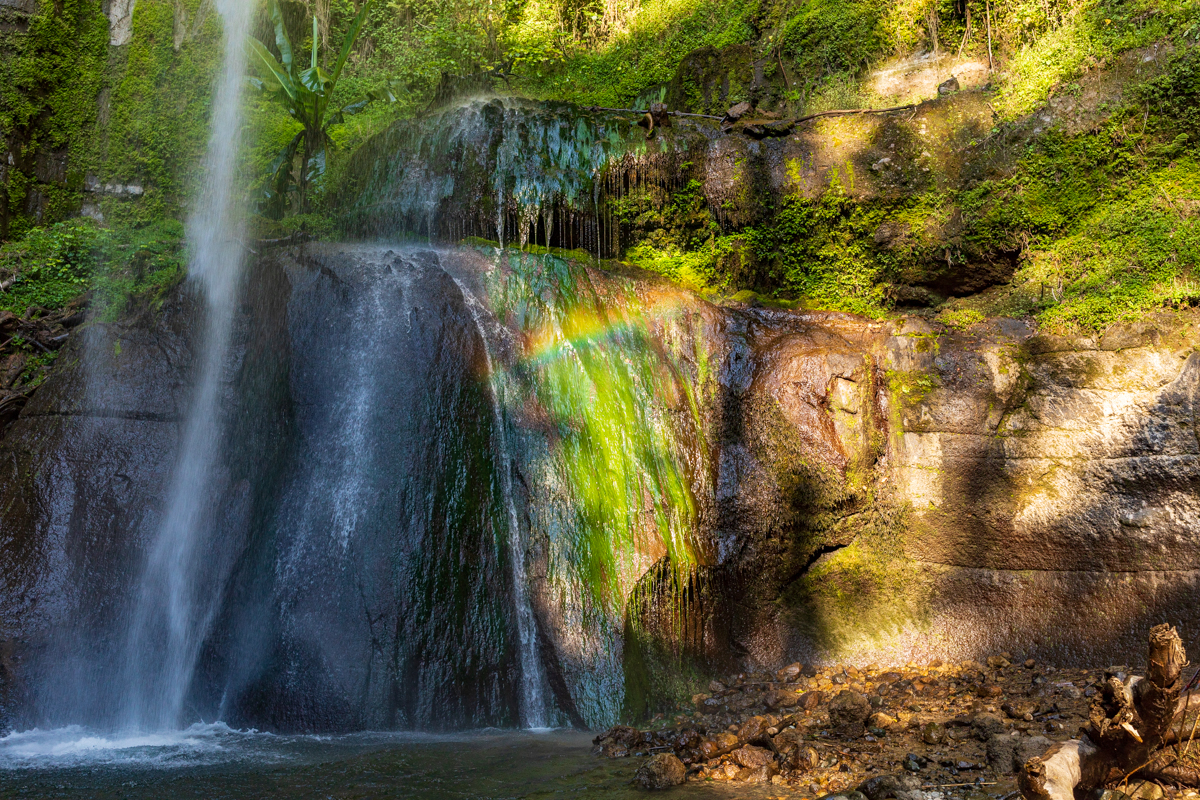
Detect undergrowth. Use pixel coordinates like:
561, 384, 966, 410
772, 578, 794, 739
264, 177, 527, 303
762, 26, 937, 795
0, 219, 186, 319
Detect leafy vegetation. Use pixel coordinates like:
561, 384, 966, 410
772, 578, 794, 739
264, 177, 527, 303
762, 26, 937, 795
5, 0, 1200, 334
248, 0, 397, 215
0, 219, 185, 318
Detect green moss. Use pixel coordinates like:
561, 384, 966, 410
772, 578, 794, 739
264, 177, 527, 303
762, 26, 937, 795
0, 0, 108, 239
101, 0, 223, 228
779, 529, 931, 656
0, 218, 185, 318
888, 368, 941, 408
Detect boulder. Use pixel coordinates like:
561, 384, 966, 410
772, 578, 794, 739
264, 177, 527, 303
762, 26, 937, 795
737, 715, 771, 743
1014, 735, 1053, 771
860, 773, 923, 800
972, 713, 1007, 740
635, 753, 686, 789
733, 744, 774, 768
799, 690, 825, 710
829, 690, 871, 737
776, 662, 803, 682
922, 722, 945, 744
698, 731, 739, 760
986, 733, 1020, 774
791, 745, 820, 772
766, 689, 800, 709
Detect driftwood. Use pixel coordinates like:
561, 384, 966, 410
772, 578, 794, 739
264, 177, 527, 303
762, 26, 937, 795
1020, 624, 1200, 800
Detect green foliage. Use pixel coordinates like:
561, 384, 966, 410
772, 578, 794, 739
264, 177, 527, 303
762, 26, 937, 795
749, 193, 892, 315
0, 218, 185, 318
0, 0, 108, 239
101, 0, 224, 228
0, 219, 100, 313
775, 0, 886, 107
248, 0, 397, 215
512, 0, 756, 107
90, 220, 187, 321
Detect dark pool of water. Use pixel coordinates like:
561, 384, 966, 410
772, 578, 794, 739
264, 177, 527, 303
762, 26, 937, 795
0, 726, 786, 799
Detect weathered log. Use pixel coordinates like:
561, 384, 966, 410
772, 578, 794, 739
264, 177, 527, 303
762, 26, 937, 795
1018, 738, 1106, 800
1019, 625, 1191, 800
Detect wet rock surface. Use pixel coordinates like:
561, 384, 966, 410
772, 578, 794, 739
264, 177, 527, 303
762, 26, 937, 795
635, 752, 687, 789
5, 247, 1200, 733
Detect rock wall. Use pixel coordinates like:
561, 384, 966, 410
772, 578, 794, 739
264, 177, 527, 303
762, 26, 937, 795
2, 247, 1199, 731
710, 307, 1200, 671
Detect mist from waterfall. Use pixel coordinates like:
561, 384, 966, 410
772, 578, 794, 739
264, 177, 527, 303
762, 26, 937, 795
119, 0, 254, 731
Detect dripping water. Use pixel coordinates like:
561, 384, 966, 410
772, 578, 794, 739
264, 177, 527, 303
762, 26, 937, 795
120, 0, 253, 731
446, 267, 549, 730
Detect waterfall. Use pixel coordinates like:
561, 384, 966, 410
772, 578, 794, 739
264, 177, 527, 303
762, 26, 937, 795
449, 270, 550, 729
120, 0, 253, 731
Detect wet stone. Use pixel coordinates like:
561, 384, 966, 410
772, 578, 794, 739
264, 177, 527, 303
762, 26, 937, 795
733, 744, 773, 769
830, 690, 871, 737
986, 733, 1020, 773
1014, 736, 1053, 771
971, 712, 1006, 740
860, 773, 923, 800
635, 753, 686, 789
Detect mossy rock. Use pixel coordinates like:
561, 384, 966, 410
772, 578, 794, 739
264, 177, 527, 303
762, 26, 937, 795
665, 43, 789, 117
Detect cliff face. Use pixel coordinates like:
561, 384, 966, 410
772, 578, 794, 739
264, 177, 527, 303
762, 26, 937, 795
713, 309, 1200, 669
2, 245, 1198, 732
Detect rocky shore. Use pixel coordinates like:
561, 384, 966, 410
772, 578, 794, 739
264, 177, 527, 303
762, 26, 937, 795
595, 658, 1200, 797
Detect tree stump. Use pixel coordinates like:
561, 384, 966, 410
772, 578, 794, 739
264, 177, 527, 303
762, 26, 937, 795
1020, 624, 1200, 800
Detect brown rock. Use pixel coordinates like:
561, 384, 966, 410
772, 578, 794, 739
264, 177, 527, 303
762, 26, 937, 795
699, 731, 739, 760
1001, 700, 1038, 719
776, 662, 803, 682
738, 715, 770, 743
595, 738, 629, 758
972, 712, 1007, 740
860, 773, 923, 800
791, 745, 820, 772
986, 733, 1020, 774
766, 689, 800, 709
938, 75, 961, 95
740, 763, 776, 783
798, 690, 824, 710
635, 753, 686, 789
725, 101, 752, 122
1014, 735, 1053, 771
733, 744, 773, 769
977, 683, 1003, 698
829, 690, 871, 737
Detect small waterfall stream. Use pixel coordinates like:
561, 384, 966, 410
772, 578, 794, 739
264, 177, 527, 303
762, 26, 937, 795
448, 270, 550, 729
120, 0, 253, 731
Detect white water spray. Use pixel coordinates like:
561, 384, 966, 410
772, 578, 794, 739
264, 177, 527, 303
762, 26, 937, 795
121, 0, 254, 731
450, 272, 550, 729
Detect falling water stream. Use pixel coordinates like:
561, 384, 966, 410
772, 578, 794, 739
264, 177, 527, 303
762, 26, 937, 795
120, 0, 254, 731
449, 271, 550, 729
